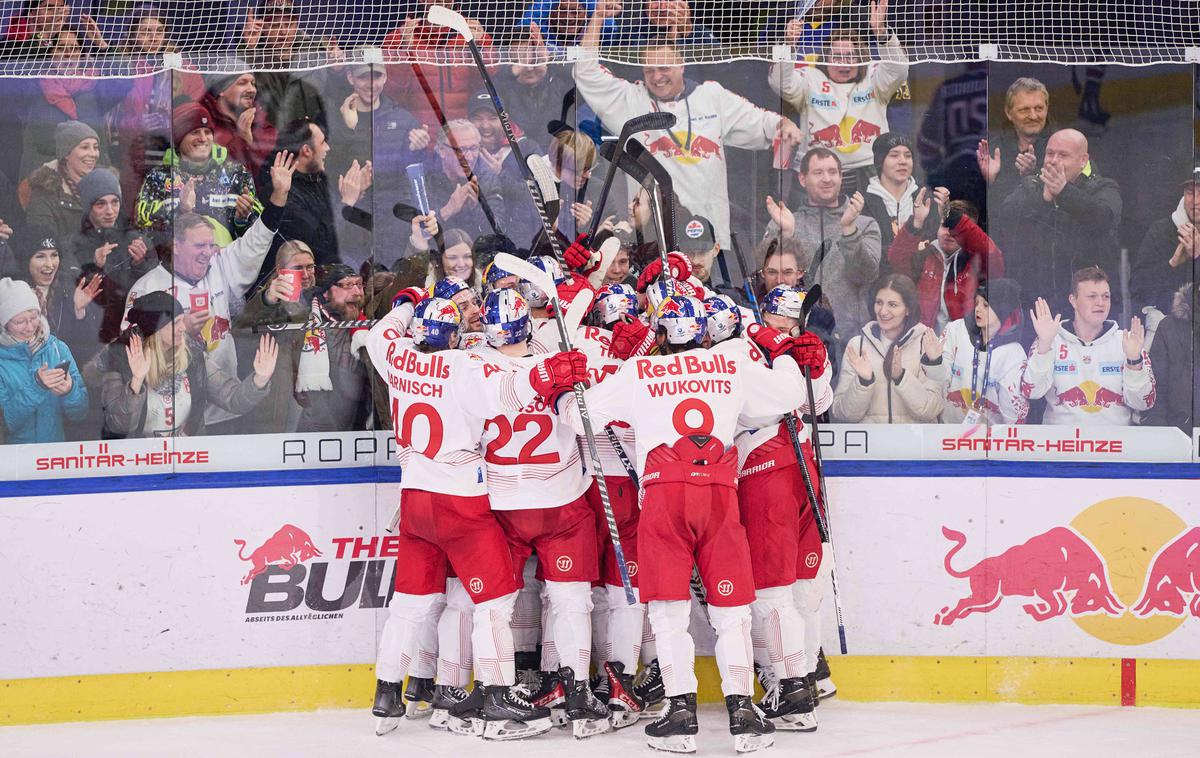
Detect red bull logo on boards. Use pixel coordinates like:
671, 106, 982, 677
935, 497, 1194, 645
234, 524, 323, 585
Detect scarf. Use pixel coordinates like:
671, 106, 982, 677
1171, 197, 1189, 231
296, 297, 334, 392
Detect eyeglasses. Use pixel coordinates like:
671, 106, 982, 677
333, 279, 364, 290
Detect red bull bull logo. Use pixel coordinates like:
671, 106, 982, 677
234, 524, 323, 585
1132, 527, 1200, 618
643, 132, 722, 165
935, 497, 1195, 645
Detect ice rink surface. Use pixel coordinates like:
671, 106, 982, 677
5, 700, 1199, 758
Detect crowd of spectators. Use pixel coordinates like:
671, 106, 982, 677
0, 0, 1196, 447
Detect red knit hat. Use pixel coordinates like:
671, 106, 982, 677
172, 102, 213, 150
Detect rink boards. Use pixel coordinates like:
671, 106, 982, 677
2, 433, 1200, 724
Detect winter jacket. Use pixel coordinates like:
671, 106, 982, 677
862, 176, 938, 255
994, 171, 1123, 310
493, 64, 575, 149
234, 285, 311, 433
988, 129, 1049, 203
135, 145, 260, 242
198, 91, 278, 180
1140, 286, 1198, 430
254, 163, 340, 286
1020, 320, 1155, 426
770, 34, 909, 172
0, 318, 88, 443
831, 321, 947, 423
887, 209, 1004, 331
28, 277, 105, 368
1129, 216, 1194, 314
940, 317, 1029, 425
26, 163, 120, 269
67, 217, 156, 343
97, 336, 268, 438
576, 55, 784, 248
764, 197, 882, 341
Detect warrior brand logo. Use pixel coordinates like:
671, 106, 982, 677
556, 556, 573, 573
626, 561, 638, 577
469, 577, 484, 595
935, 498, 1199, 645
716, 580, 734, 596
238, 527, 401, 618
805, 552, 819, 569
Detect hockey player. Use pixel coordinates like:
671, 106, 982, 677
518, 256, 566, 321
558, 293, 819, 753
364, 289, 589, 741
432, 276, 483, 334
1021, 266, 1154, 425
476, 288, 610, 738
729, 287, 834, 729
941, 278, 1029, 425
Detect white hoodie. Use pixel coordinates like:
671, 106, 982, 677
941, 318, 1029, 425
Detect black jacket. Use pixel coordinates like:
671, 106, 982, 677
1141, 289, 1199, 430
994, 171, 1123, 310
255, 164, 340, 285
1130, 217, 1193, 314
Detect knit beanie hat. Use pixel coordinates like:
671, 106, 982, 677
0, 277, 42, 329
172, 102, 213, 150
55, 120, 99, 160
203, 60, 252, 97
15, 225, 59, 280
78, 169, 121, 211
126, 291, 185, 339
872, 132, 913, 174
315, 263, 358, 299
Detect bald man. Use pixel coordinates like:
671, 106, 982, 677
994, 127, 1122, 312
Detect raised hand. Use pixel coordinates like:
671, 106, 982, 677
0, 218, 12, 240
338, 159, 369, 207
890, 345, 904, 381
268, 151, 297, 205
179, 176, 199, 214
1040, 162, 1067, 202
776, 118, 803, 147
265, 273, 295, 305
408, 125, 431, 151
128, 236, 148, 265
922, 327, 946, 361
570, 200, 594, 229
243, 9, 264, 47
765, 195, 796, 237
783, 18, 805, 44
340, 92, 360, 130
126, 333, 149, 393
234, 191, 255, 221
840, 191, 865, 234
1122, 315, 1145, 362
932, 186, 950, 216
1014, 149, 1037, 177
1179, 221, 1196, 257
869, 0, 890, 39
976, 139, 1001, 183
252, 334, 278, 388
93, 242, 118, 269
1030, 297, 1062, 354
73, 274, 103, 314
846, 339, 874, 382
80, 14, 109, 50
912, 186, 931, 228
595, 0, 623, 20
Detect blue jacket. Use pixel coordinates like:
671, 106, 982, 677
0, 320, 88, 443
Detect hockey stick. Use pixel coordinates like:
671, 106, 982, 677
545, 86, 576, 137
409, 59, 501, 235
779, 283, 847, 653
624, 141, 678, 256
586, 113, 677, 242
251, 318, 377, 333
731, 232, 764, 323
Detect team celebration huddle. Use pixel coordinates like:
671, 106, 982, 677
365, 240, 835, 754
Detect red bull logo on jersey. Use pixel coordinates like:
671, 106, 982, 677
643, 131, 723, 165
934, 497, 1197, 645
808, 117, 882, 154
1055, 380, 1126, 413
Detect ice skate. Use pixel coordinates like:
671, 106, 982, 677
430, 684, 469, 731
634, 657, 666, 718
371, 679, 405, 736
403, 676, 435, 719
481, 683, 553, 740
605, 661, 646, 729
516, 651, 541, 689
759, 676, 817, 732
727, 694, 775, 753
815, 649, 837, 700
644, 693, 698, 753
529, 668, 569, 726
559, 667, 611, 738
447, 682, 486, 737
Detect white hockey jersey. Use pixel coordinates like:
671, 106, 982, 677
715, 335, 833, 463
770, 35, 909, 172
474, 346, 589, 511
123, 215, 276, 423
560, 346, 808, 476
574, 55, 784, 248
1020, 320, 1156, 426
941, 318, 1029, 425
364, 305, 540, 496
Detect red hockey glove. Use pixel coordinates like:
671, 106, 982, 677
635, 252, 693, 292
530, 349, 589, 407
610, 317, 656, 360
549, 274, 596, 316
563, 233, 601, 276
745, 322, 796, 362
790, 331, 827, 379
391, 286, 429, 309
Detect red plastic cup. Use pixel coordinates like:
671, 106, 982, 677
189, 291, 209, 312
278, 269, 304, 302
